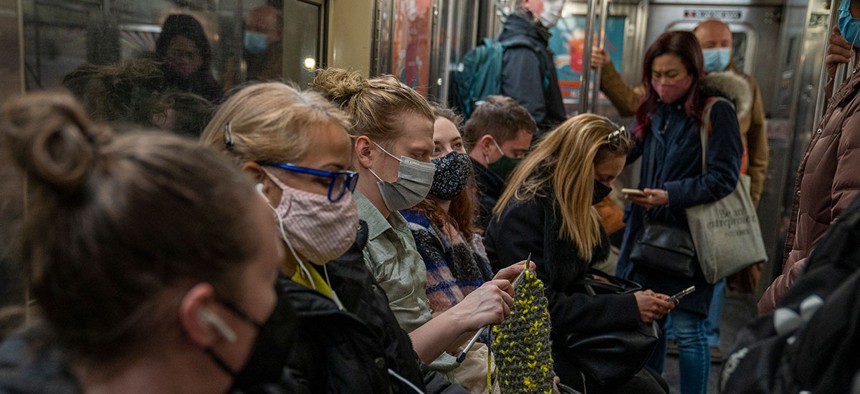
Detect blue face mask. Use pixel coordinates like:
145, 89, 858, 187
244, 31, 268, 55
839, 0, 860, 47
702, 48, 731, 73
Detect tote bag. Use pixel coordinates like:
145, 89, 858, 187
686, 97, 768, 284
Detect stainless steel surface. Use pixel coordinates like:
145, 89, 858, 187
578, 0, 597, 114
590, 0, 610, 113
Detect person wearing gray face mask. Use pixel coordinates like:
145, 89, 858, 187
311, 69, 532, 388
368, 140, 436, 211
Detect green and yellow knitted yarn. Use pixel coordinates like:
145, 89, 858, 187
491, 269, 554, 394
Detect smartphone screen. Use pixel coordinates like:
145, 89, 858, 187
621, 188, 645, 196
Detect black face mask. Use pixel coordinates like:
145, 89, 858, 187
592, 180, 613, 205
203, 301, 262, 381
230, 290, 296, 391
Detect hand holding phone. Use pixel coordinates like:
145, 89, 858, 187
622, 188, 646, 196
668, 286, 696, 303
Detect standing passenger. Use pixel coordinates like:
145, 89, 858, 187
616, 31, 743, 394
310, 68, 527, 369
463, 96, 536, 230
759, 0, 860, 313
499, 0, 566, 136
0, 92, 281, 393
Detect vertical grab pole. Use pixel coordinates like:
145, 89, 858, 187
590, 0, 610, 113
579, 0, 598, 114
814, 0, 840, 129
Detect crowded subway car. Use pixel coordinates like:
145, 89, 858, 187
0, 0, 859, 393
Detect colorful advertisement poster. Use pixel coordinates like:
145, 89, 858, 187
549, 15, 626, 106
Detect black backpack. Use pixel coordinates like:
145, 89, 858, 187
720, 196, 860, 393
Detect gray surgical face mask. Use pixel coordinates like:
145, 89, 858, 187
368, 141, 435, 211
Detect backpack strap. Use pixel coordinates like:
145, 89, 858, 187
500, 38, 551, 91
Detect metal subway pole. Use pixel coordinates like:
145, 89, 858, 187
579, 0, 599, 114
590, 0, 610, 113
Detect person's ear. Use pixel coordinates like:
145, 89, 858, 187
354, 136, 375, 169
241, 162, 276, 204
480, 135, 495, 155
179, 283, 223, 347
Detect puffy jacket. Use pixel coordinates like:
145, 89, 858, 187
599, 63, 768, 205
0, 322, 78, 394
616, 73, 744, 316
758, 68, 860, 314
498, 10, 566, 136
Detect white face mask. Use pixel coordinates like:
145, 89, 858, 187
367, 141, 436, 212
263, 168, 358, 266
540, 0, 564, 28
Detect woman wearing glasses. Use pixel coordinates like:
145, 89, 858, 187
201, 82, 464, 393
485, 114, 674, 393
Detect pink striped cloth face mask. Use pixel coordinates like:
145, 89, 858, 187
263, 168, 359, 265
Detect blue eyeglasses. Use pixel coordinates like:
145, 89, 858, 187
261, 162, 359, 203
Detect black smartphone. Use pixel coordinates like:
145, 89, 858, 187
668, 286, 696, 303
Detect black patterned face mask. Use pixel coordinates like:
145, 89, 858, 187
429, 151, 472, 200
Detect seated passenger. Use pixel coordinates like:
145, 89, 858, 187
462, 96, 536, 230
309, 68, 527, 369
485, 114, 674, 393
402, 104, 495, 391
201, 82, 464, 393
0, 92, 281, 393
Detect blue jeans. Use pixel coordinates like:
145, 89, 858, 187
648, 309, 710, 394
705, 279, 725, 347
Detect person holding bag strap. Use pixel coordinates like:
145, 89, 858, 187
616, 31, 744, 394
485, 114, 674, 394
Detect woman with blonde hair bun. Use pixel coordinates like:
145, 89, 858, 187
310, 68, 531, 389
485, 114, 674, 393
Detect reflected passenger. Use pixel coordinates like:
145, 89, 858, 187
155, 14, 223, 101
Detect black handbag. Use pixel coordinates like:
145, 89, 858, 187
629, 129, 697, 278
564, 270, 660, 387
630, 220, 697, 277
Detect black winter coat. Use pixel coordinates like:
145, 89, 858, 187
484, 196, 644, 391
498, 12, 566, 136
275, 221, 465, 394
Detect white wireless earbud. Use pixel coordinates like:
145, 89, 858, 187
198, 307, 237, 343
255, 183, 266, 198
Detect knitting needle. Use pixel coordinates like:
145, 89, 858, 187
456, 253, 532, 363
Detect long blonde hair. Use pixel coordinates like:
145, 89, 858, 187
494, 114, 632, 261
200, 82, 350, 163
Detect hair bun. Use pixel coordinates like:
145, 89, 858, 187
1, 92, 106, 195
309, 68, 368, 105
